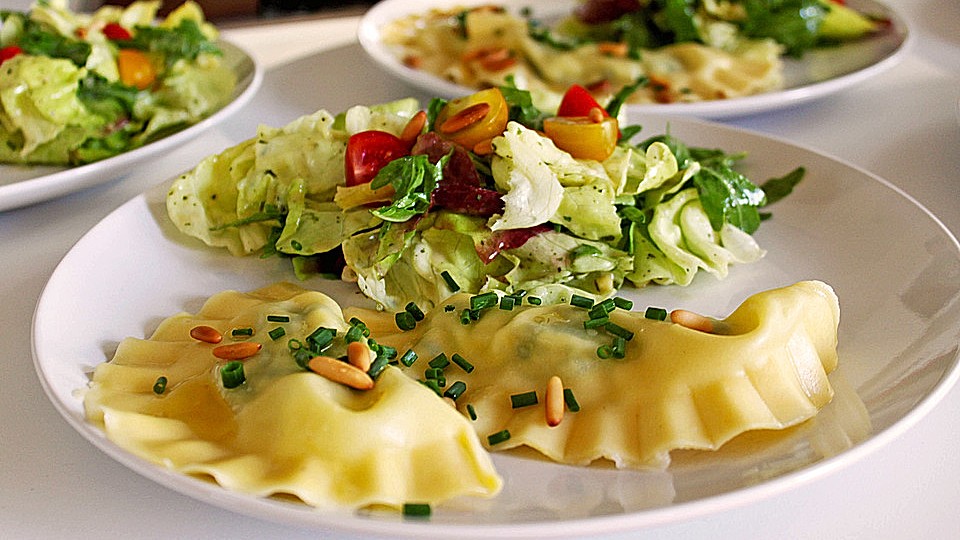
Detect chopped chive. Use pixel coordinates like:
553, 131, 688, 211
597, 344, 612, 359
395, 310, 417, 331
527, 296, 542, 305
451, 353, 474, 373
487, 429, 511, 445
378, 344, 398, 360
345, 324, 365, 343
614, 297, 634, 310
510, 390, 538, 408
499, 295, 516, 310
583, 315, 609, 329
604, 322, 635, 341
597, 298, 617, 313
444, 381, 467, 400
306, 326, 336, 351
152, 376, 167, 395
402, 503, 431, 518
421, 378, 442, 395
268, 326, 286, 340
367, 353, 389, 379
470, 291, 499, 311
570, 294, 594, 309
563, 388, 581, 412
466, 403, 477, 420
404, 301, 426, 321
644, 306, 668, 321
444, 304, 456, 312
266, 315, 290, 322
424, 367, 444, 380
611, 335, 627, 358
440, 270, 461, 292
429, 353, 450, 369
231, 327, 253, 337
220, 361, 245, 389
399, 349, 419, 367
459, 309, 472, 325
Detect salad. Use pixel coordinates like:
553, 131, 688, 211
167, 83, 803, 311
380, 0, 886, 107
0, 1, 235, 166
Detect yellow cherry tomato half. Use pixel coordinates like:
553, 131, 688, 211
118, 49, 156, 90
542, 115, 620, 162
435, 87, 509, 151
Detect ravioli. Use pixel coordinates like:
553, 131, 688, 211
382, 7, 783, 109
348, 280, 840, 469
83, 282, 502, 509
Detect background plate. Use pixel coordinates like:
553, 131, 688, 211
32, 116, 960, 537
358, 0, 909, 119
0, 40, 262, 212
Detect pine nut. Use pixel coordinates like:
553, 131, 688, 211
212, 341, 261, 360
545, 375, 564, 427
588, 107, 605, 123
439, 102, 490, 134
190, 325, 222, 344
670, 309, 717, 333
308, 355, 375, 390
403, 54, 422, 69
400, 110, 427, 144
597, 41, 628, 57
347, 341, 372, 372
472, 138, 494, 155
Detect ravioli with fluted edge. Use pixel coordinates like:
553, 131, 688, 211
348, 280, 840, 469
82, 282, 502, 510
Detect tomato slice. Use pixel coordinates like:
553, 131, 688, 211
344, 130, 410, 186
434, 87, 509, 152
118, 49, 156, 89
543, 115, 619, 162
557, 84, 609, 118
0, 46, 23, 65
102, 22, 133, 41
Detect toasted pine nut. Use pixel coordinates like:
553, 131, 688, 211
347, 341, 372, 372
400, 110, 427, 144
588, 107, 605, 123
402, 54, 422, 69
478, 52, 516, 72
212, 341, 261, 360
190, 325, 222, 344
545, 375, 564, 427
670, 309, 717, 333
597, 41, 628, 57
439, 102, 491, 134
472, 138, 494, 155
308, 355, 375, 390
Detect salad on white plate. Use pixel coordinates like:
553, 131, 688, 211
167, 82, 803, 311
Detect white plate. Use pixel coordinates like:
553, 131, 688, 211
0, 41, 262, 212
32, 116, 960, 537
358, 0, 910, 119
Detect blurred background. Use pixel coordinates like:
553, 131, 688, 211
2, 1, 379, 23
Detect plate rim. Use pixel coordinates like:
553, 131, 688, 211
357, 0, 911, 119
30, 114, 960, 536
0, 39, 264, 213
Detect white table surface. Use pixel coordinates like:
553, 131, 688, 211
2, 2, 958, 538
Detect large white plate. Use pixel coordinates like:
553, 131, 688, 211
0, 40, 262, 212
358, 0, 909, 119
32, 116, 960, 537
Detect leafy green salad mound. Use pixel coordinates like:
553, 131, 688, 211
0, 0, 235, 166
166, 86, 803, 311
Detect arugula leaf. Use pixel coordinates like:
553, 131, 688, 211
77, 72, 138, 121
18, 20, 90, 66
693, 163, 767, 234
761, 166, 805, 205
661, 0, 701, 43
742, 0, 826, 57
127, 19, 220, 68
499, 76, 546, 130
371, 153, 450, 222
605, 76, 648, 117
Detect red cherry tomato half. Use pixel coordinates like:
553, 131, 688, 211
0, 46, 23, 65
102, 22, 133, 41
344, 130, 410, 186
557, 84, 609, 118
